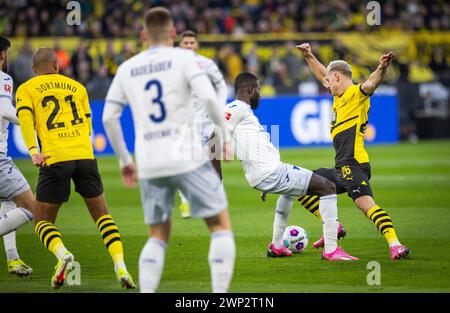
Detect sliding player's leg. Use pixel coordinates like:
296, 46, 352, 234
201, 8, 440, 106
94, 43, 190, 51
297, 167, 347, 249
178, 162, 235, 293
254, 164, 308, 258
355, 195, 410, 260
305, 171, 358, 261
1, 201, 32, 276
268, 195, 295, 257
340, 163, 410, 260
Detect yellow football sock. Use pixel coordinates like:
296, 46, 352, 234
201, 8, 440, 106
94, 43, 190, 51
35, 221, 67, 259
96, 215, 124, 266
367, 205, 400, 246
297, 195, 322, 220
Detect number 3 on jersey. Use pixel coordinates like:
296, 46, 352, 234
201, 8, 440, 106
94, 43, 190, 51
145, 80, 166, 123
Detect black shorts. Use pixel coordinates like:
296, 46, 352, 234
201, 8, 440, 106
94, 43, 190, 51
313, 163, 373, 201
36, 159, 104, 203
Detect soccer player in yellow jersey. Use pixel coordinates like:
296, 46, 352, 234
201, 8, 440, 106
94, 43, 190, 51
295, 43, 410, 260
16, 47, 135, 288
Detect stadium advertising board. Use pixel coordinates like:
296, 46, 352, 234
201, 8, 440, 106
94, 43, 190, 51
7, 96, 398, 157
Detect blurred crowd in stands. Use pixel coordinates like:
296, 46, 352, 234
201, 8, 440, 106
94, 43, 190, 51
8, 37, 449, 98
1, 0, 449, 98
1, 0, 449, 37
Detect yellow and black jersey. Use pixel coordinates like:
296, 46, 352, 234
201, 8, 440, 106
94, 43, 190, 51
16, 74, 94, 165
330, 83, 371, 166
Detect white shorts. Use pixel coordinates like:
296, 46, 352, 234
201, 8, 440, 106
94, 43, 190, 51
0, 154, 30, 201
139, 161, 227, 225
254, 163, 313, 197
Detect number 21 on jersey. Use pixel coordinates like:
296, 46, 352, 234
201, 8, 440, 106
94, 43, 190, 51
41, 94, 84, 131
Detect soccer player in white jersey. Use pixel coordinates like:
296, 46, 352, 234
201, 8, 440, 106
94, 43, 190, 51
177, 30, 228, 218
103, 7, 235, 293
0, 35, 35, 275
225, 72, 358, 260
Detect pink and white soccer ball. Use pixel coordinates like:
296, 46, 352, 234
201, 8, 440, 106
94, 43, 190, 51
283, 225, 309, 253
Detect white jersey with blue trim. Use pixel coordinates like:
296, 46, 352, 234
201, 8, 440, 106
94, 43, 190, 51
224, 100, 281, 187
105, 46, 223, 179
0, 71, 13, 154
192, 53, 227, 143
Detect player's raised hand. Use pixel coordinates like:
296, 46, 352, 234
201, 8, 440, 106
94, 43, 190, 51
296, 43, 312, 58
121, 162, 137, 187
380, 51, 395, 69
31, 153, 50, 167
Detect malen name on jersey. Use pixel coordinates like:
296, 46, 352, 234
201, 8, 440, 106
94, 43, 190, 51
130, 61, 172, 77
58, 129, 81, 139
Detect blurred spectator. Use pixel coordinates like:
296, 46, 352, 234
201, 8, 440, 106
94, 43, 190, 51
429, 46, 449, 86
11, 39, 34, 85
87, 65, 112, 100
217, 44, 244, 83
76, 60, 91, 86
54, 40, 71, 71
409, 61, 435, 83
116, 43, 134, 66
272, 62, 296, 94
71, 40, 93, 80
102, 41, 119, 77
281, 42, 302, 84
244, 43, 259, 75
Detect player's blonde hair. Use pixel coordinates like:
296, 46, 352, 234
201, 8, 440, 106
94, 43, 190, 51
144, 7, 173, 41
327, 60, 352, 78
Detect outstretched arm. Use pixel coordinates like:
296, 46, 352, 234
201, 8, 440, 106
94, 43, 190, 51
296, 43, 328, 88
0, 97, 19, 125
361, 51, 395, 96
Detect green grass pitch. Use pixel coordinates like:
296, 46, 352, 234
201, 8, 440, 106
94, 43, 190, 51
1, 140, 449, 293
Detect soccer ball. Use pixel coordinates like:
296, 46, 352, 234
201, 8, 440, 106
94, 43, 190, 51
283, 225, 309, 253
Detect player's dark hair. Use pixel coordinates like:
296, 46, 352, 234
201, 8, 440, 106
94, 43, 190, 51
234, 72, 258, 93
180, 30, 197, 40
0, 35, 11, 53
144, 7, 173, 40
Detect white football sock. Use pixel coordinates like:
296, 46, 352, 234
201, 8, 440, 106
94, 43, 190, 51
1, 202, 19, 260
319, 194, 339, 254
208, 230, 235, 293
139, 238, 167, 293
0, 207, 34, 236
272, 195, 294, 249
